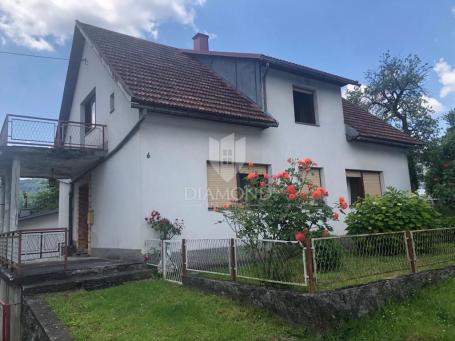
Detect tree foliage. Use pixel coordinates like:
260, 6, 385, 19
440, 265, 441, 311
346, 52, 439, 191
424, 110, 455, 216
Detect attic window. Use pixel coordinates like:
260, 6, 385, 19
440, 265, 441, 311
83, 90, 96, 133
293, 89, 316, 125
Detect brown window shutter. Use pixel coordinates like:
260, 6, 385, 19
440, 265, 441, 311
346, 170, 361, 178
207, 162, 238, 208
363, 171, 382, 196
238, 164, 268, 175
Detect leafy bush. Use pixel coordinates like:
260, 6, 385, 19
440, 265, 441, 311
345, 188, 441, 235
145, 210, 184, 240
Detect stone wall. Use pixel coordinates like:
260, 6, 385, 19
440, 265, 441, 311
22, 297, 73, 341
183, 266, 455, 331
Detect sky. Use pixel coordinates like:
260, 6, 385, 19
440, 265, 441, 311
0, 0, 455, 130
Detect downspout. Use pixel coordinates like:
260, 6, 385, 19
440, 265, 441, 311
262, 62, 270, 113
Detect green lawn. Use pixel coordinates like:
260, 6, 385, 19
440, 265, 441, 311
47, 277, 455, 341
46, 280, 307, 341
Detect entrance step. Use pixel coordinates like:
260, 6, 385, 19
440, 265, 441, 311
22, 269, 153, 295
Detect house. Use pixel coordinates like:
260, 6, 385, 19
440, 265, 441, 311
0, 21, 419, 260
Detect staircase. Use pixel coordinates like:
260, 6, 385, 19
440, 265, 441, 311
19, 258, 153, 295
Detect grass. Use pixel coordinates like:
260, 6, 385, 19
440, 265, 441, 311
47, 276, 455, 341
46, 280, 307, 341
317, 276, 455, 341
47, 277, 455, 340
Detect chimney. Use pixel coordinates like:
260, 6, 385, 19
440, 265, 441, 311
192, 33, 209, 52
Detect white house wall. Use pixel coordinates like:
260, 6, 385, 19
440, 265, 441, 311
135, 68, 411, 244
66, 39, 140, 151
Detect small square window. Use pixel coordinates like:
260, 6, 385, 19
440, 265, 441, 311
110, 92, 115, 113
293, 89, 316, 124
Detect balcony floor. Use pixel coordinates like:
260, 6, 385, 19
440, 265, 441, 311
0, 145, 106, 178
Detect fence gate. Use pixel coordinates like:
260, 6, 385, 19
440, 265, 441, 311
145, 239, 183, 284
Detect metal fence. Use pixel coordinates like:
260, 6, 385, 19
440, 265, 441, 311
145, 227, 455, 291
0, 114, 106, 150
312, 232, 409, 289
0, 228, 68, 271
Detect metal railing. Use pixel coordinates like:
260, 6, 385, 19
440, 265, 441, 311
0, 228, 68, 271
0, 114, 107, 150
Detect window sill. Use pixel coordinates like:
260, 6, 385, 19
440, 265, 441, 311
295, 121, 320, 127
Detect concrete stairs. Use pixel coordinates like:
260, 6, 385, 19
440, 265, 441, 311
20, 260, 153, 295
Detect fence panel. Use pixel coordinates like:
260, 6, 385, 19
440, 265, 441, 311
163, 240, 183, 284
412, 228, 455, 271
313, 232, 410, 289
144, 239, 162, 267
235, 239, 307, 286
186, 239, 231, 277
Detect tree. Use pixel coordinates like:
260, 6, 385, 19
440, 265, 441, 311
346, 52, 439, 191
424, 110, 455, 216
28, 185, 59, 211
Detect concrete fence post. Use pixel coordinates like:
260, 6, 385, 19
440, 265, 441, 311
405, 231, 417, 273
229, 238, 237, 281
304, 238, 317, 293
181, 239, 187, 278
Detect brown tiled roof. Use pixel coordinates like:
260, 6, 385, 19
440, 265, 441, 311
342, 99, 420, 146
182, 49, 359, 86
77, 22, 277, 127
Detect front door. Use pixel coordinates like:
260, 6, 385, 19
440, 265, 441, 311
77, 184, 89, 255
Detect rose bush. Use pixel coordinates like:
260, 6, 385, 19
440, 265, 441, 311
219, 158, 346, 241
216, 158, 346, 282
145, 210, 184, 240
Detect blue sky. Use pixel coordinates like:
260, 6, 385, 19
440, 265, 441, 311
1, 0, 454, 128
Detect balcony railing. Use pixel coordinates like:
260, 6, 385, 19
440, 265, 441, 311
0, 114, 107, 150
0, 228, 68, 272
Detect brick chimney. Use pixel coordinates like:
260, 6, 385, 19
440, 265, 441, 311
192, 33, 209, 52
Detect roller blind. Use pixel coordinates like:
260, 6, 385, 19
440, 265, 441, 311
207, 162, 237, 208
301, 168, 322, 191
363, 171, 382, 197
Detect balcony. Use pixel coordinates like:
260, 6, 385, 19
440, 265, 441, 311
0, 114, 107, 150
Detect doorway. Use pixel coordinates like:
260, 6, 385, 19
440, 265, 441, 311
77, 184, 89, 255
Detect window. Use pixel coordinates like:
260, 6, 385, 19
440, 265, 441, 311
346, 170, 382, 204
83, 91, 96, 133
109, 92, 115, 113
206, 162, 268, 208
300, 167, 322, 192
293, 89, 316, 124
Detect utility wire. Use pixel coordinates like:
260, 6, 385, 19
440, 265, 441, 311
0, 51, 69, 61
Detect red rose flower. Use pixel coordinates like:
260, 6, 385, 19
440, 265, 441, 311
247, 172, 258, 181
295, 231, 306, 242
340, 202, 348, 210
260, 181, 266, 188
312, 189, 323, 200
288, 193, 297, 201
287, 185, 297, 194
299, 158, 313, 167
264, 173, 270, 180
316, 187, 328, 197
332, 212, 339, 221
247, 162, 254, 168
223, 203, 232, 209
339, 196, 347, 204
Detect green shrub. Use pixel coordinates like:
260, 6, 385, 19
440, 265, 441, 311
345, 188, 441, 235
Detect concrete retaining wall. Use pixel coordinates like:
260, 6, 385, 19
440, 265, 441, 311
22, 297, 72, 341
183, 266, 455, 331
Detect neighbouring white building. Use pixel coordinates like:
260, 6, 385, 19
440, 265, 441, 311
0, 22, 419, 260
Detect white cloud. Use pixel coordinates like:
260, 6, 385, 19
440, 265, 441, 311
342, 84, 366, 99
422, 95, 445, 114
0, 0, 207, 51
434, 58, 455, 97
